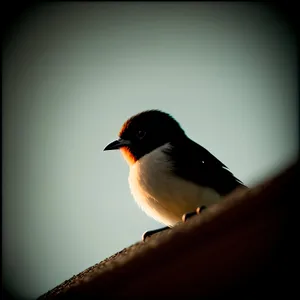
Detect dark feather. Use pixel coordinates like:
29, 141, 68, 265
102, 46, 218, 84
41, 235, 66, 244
164, 137, 245, 196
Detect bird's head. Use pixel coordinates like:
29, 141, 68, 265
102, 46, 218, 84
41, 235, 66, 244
104, 110, 186, 165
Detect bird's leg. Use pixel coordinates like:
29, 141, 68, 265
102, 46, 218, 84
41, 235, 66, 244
142, 226, 170, 241
143, 206, 207, 241
182, 205, 207, 222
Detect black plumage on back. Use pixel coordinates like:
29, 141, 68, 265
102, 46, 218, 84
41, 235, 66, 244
164, 137, 245, 196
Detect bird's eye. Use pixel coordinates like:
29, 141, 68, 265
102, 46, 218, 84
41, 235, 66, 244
136, 130, 146, 140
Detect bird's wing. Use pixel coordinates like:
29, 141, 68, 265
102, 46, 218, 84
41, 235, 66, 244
164, 138, 245, 196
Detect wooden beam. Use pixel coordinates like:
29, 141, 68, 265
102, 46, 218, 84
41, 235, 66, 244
39, 159, 297, 298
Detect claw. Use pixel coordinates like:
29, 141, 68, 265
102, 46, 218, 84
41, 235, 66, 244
182, 206, 208, 223
142, 226, 170, 241
142, 231, 151, 242
196, 205, 207, 214
182, 211, 197, 222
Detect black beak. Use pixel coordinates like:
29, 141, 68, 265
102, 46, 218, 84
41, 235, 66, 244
103, 138, 131, 151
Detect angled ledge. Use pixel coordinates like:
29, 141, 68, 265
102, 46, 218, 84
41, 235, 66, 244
39, 159, 297, 298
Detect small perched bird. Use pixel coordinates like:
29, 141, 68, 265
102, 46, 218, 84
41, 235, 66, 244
104, 110, 245, 240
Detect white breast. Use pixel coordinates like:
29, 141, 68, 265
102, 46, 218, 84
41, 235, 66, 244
128, 143, 221, 227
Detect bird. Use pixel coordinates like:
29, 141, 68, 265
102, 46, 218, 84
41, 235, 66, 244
104, 110, 245, 240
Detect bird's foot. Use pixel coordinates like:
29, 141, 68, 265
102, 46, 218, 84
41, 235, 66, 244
142, 226, 170, 242
182, 205, 207, 222
196, 205, 207, 214
182, 211, 197, 222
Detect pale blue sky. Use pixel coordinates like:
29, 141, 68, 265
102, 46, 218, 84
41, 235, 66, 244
3, 2, 298, 299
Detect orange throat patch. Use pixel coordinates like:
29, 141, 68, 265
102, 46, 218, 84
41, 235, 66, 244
120, 147, 137, 166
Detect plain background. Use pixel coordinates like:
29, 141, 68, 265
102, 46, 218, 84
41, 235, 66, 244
3, 2, 298, 299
